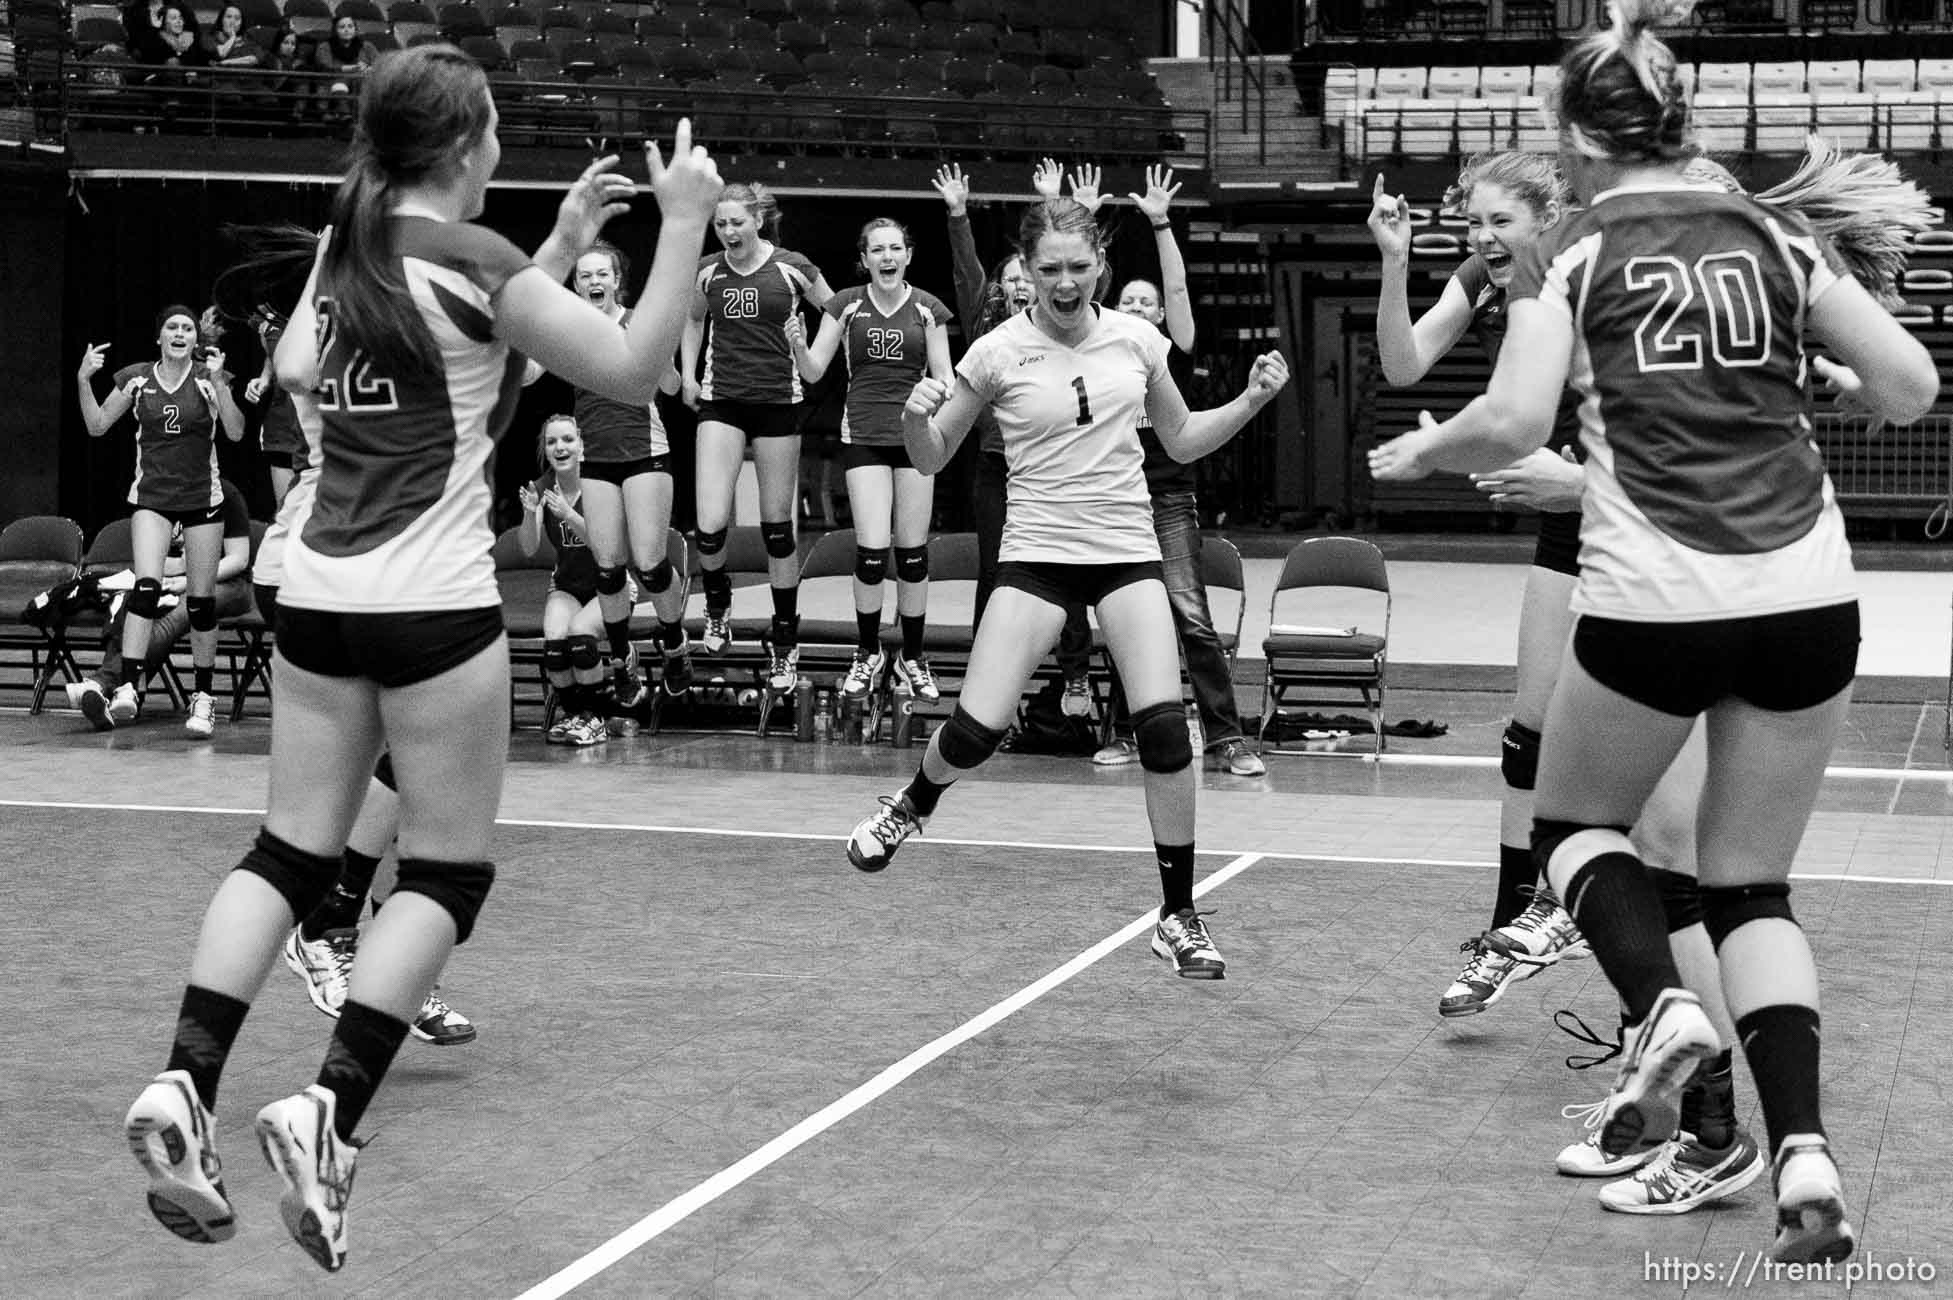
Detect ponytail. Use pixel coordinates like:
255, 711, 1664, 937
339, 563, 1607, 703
1756, 136, 1936, 309
322, 154, 438, 379
1557, 0, 1694, 162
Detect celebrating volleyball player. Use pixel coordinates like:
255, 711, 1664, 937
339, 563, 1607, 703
75, 305, 246, 736
518, 413, 612, 746
121, 44, 721, 1272
847, 196, 1289, 980
787, 216, 953, 703
1370, 0, 1938, 1263
680, 181, 833, 692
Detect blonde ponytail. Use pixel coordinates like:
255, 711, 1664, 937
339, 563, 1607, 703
1756, 136, 1936, 309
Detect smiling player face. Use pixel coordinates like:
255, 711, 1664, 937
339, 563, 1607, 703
1465, 181, 1549, 289
860, 224, 910, 289
542, 419, 582, 472
157, 313, 197, 360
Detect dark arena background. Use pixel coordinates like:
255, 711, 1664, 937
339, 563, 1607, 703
3, 0, 1953, 1295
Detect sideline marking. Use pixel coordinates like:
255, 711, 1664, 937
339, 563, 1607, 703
509, 852, 1265, 1300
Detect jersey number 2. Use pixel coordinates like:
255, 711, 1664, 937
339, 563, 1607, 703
1070, 376, 1092, 426
1625, 251, 1771, 373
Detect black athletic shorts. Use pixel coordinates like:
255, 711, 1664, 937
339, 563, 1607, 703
582, 454, 672, 485
995, 559, 1163, 610
137, 502, 226, 529
276, 604, 506, 689
1572, 601, 1859, 717
697, 399, 801, 439
1533, 510, 1581, 578
839, 441, 918, 473
253, 582, 280, 622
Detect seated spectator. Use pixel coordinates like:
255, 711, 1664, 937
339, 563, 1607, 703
200, 4, 264, 68
314, 14, 377, 117
122, 0, 190, 65
259, 26, 307, 118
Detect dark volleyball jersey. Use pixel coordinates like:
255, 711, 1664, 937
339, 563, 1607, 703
1454, 253, 1584, 462
285, 214, 531, 613
261, 388, 305, 460
1510, 185, 1854, 619
827, 284, 951, 445
572, 307, 669, 462
695, 247, 822, 404
113, 361, 224, 513
533, 474, 599, 595
1137, 344, 1199, 494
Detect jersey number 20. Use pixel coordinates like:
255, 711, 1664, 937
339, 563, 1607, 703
1625, 251, 1771, 373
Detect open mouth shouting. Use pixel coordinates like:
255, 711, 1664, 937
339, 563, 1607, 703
1480, 247, 1515, 283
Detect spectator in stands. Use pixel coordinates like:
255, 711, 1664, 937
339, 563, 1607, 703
786, 216, 954, 707
75, 306, 246, 736
199, 3, 262, 68
122, 0, 198, 68
679, 181, 834, 694
1368, 0, 1938, 1266
314, 14, 377, 118
517, 414, 613, 746
1090, 164, 1266, 779
847, 195, 1289, 986
258, 26, 307, 121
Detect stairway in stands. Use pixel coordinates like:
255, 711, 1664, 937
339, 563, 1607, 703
1150, 54, 1342, 189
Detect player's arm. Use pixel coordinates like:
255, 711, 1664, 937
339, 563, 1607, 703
924, 317, 953, 386
215, 528, 251, 584
517, 481, 545, 555
77, 348, 133, 436
801, 270, 836, 312
1149, 352, 1290, 463
1379, 271, 1474, 387
791, 312, 842, 382
1809, 275, 1939, 424
902, 374, 981, 474
679, 295, 706, 407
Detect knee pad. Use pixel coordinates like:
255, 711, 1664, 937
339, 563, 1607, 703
1699, 881, 1795, 950
186, 593, 218, 632
1531, 818, 1635, 902
854, 545, 888, 587
760, 520, 795, 559
234, 827, 341, 922
1132, 700, 1193, 774
372, 751, 396, 792
390, 857, 496, 945
894, 545, 928, 585
127, 576, 163, 620
1647, 866, 1704, 934
567, 634, 604, 673
638, 558, 675, 594
936, 705, 1005, 770
542, 638, 572, 683
694, 527, 728, 558
1500, 720, 1541, 792
595, 564, 629, 597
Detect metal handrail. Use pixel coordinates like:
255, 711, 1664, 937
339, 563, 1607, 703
1203, 0, 1268, 166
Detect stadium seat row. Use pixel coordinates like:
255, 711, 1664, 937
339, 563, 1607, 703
1326, 57, 1953, 102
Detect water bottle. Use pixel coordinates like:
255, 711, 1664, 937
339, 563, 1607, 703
1186, 704, 1203, 754
794, 677, 815, 741
891, 696, 915, 748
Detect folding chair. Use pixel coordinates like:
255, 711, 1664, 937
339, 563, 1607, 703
492, 523, 558, 730
791, 527, 889, 740
221, 521, 274, 721
1095, 534, 1247, 750
1258, 537, 1391, 756
681, 524, 781, 736
0, 514, 85, 713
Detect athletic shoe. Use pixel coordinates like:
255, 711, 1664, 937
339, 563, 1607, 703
109, 681, 141, 724
1060, 674, 1093, 718
1771, 1135, 1854, 1264
847, 792, 926, 872
1594, 988, 1720, 1158
1557, 1098, 1662, 1177
613, 645, 647, 710
701, 610, 733, 654
125, 1069, 236, 1244
841, 648, 886, 699
282, 926, 356, 1019
767, 644, 801, 693
894, 655, 940, 702
661, 634, 694, 697
1092, 738, 1138, 766
410, 989, 477, 1046
184, 690, 218, 737
1492, 886, 1588, 967
545, 708, 576, 745
564, 712, 609, 747
255, 1086, 360, 1273
1151, 907, 1226, 979
1215, 738, 1267, 777
1599, 1127, 1764, 1214
1438, 932, 1531, 1018
69, 679, 115, 731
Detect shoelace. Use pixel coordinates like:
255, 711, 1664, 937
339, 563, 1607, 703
1561, 1097, 1606, 1132
846, 656, 877, 687
906, 660, 937, 691
870, 796, 917, 841
421, 991, 456, 1023
1555, 1008, 1625, 1070
1165, 908, 1219, 950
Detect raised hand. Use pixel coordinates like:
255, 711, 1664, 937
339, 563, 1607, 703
199, 346, 227, 379
1366, 172, 1412, 262
645, 118, 723, 228
1130, 163, 1180, 224
518, 483, 541, 514
1068, 162, 1104, 214
932, 163, 969, 217
1245, 351, 1289, 405
1367, 410, 1440, 481
1032, 157, 1063, 200
549, 154, 636, 261
540, 486, 573, 519
78, 342, 110, 381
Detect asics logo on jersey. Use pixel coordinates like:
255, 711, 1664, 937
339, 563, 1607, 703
1017, 354, 1046, 366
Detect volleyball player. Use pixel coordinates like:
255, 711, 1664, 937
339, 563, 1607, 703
518, 413, 612, 746
847, 196, 1289, 980
680, 182, 833, 692
1369, 0, 1938, 1261
245, 308, 304, 505
76, 306, 246, 736
787, 216, 953, 702
121, 45, 720, 1270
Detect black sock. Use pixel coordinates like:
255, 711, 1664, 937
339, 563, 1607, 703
771, 584, 800, 627
658, 619, 685, 652
99, 663, 123, 691
702, 568, 732, 612
1680, 1049, 1737, 1148
194, 664, 215, 695
166, 985, 251, 1111
856, 608, 883, 655
901, 768, 953, 817
1559, 851, 1682, 1024
1491, 843, 1534, 930
1735, 1004, 1825, 1156
772, 611, 800, 652
900, 613, 925, 661
317, 1000, 411, 1141
604, 620, 634, 668
552, 681, 579, 717
1157, 841, 1196, 917
302, 849, 382, 940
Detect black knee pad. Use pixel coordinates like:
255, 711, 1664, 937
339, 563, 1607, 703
186, 593, 218, 632
595, 564, 629, 597
234, 827, 341, 922
937, 705, 1005, 770
638, 558, 675, 594
1132, 700, 1193, 773
372, 751, 396, 791
760, 520, 795, 558
1501, 720, 1541, 791
567, 634, 604, 673
694, 527, 729, 558
1699, 881, 1796, 950
127, 576, 164, 620
894, 545, 928, 584
391, 857, 496, 945
854, 545, 888, 586
542, 638, 572, 683
1647, 866, 1704, 934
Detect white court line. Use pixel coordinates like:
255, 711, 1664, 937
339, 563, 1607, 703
1339, 753, 1953, 783
509, 851, 1266, 1300
1887, 702, 1933, 816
